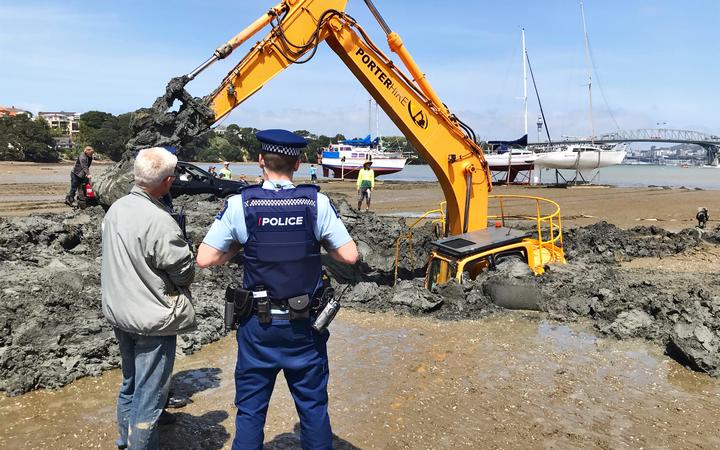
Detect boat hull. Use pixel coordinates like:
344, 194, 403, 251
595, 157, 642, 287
321, 144, 407, 179
485, 153, 537, 172
534, 149, 626, 170
321, 160, 406, 179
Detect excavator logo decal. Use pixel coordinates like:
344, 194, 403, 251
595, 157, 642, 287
407, 101, 428, 129
355, 47, 429, 131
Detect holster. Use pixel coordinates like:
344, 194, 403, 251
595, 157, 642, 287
224, 286, 252, 330
288, 294, 311, 320
253, 287, 271, 325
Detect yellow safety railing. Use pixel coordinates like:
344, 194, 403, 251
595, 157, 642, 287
487, 194, 565, 273
393, 202, 446, 285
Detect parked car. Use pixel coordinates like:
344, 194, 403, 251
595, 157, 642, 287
171, 161, 249, 198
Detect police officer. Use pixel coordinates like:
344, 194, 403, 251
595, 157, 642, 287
196, 129, 358, 450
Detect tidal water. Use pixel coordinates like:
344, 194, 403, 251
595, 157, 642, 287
209, 162, 720, 189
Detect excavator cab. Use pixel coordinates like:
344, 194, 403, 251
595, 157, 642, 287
414, 195, 565, 290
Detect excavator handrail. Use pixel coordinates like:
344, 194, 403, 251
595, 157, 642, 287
489, 194, 564, 257
393, 202, 446, 285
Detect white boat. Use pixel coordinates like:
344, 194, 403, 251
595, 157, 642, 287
485, 29, 538, 184
320, 135, 407, 179
534, 2, 626, 183
534, 144, 626, 170
486, 147, 538, 172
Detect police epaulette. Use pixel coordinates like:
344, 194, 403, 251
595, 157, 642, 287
294, 184, 321, 192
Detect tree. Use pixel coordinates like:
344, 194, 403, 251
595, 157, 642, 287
0, 115, 58, 162
77, 111, 132, 161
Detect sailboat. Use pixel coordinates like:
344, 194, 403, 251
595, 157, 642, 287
320, 99, 407, 179
534, 0, 626, 181
485, 28, 538, 183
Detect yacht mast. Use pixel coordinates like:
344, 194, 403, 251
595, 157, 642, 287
522, 28, 528, 138
580, 0, 595, 144
368, 97, 372, 139
376, 100, 381, 148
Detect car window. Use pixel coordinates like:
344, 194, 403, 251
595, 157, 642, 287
183, 164, 209, 182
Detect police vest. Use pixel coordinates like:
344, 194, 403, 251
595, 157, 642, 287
241, 184, 322, 300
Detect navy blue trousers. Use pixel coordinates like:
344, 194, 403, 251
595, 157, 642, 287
233, 315, 332, 450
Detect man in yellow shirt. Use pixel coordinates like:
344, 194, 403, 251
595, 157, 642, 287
219, 161, 232, 180
356, 161, 375, 212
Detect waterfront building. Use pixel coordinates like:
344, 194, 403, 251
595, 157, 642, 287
38, 111, 80, 136
0, 105, 32, 117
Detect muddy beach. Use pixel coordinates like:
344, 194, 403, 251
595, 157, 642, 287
2, 161, 720, 448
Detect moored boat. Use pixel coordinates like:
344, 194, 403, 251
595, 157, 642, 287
320, 135, 407, 179
533, 144, 626, 170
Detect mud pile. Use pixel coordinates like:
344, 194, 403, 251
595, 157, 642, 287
333, 219, 720, 378
93, 76, 214, 207
3, 194, 720, 395
0, 199, 227, 396
539, 222, 720, 376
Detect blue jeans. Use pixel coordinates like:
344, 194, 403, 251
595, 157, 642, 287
67, 172, 86, 202
233, 316, 331, 450
114, 329, 176, 450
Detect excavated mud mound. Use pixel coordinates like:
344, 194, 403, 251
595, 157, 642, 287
93, 76, 214, 208
0, 200, 226, 396
2, 197, 720, 395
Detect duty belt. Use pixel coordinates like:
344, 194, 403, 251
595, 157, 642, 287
252, 297, 321, 319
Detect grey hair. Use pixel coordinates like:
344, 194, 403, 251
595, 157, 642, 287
133, 147, 177, 188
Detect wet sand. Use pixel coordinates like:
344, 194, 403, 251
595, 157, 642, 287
3, 162, 720, 448
2, 309, 720, 449
0, 162, 717, 231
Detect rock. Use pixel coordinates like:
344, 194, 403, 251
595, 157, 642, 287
606, 309, 654, 338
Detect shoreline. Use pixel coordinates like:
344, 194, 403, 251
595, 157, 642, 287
2, 162, 720, 447
0, 161, 717, 231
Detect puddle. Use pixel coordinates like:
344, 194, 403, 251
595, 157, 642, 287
1, 310, 720, 449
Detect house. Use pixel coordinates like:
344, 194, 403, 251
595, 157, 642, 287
0, 106, 32, 117
38, 111, 80, 136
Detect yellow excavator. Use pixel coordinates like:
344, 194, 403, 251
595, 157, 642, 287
181, 0, 565, 287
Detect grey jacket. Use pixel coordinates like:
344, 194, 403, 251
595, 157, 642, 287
101, 186, 196, 335
72, 152, 92, 178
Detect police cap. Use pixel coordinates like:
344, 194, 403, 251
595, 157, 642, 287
256, 129, 307, 157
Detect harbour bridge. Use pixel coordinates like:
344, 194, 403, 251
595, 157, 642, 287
529, 128, 720, 165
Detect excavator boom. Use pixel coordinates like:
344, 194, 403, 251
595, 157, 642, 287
199, 0, 490, 236
185, 0, 564, 285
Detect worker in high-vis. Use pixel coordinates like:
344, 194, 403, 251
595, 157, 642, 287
356, 160, 374, 212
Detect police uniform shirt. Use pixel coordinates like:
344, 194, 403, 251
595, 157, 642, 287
202, 179, 352, 252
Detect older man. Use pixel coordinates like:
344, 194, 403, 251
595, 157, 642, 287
101, 147, 196, 450
65, 145, 94, 206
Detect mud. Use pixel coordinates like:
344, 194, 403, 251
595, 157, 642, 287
3, 188, 720, 397
94, 76, 214, 207
0, 196, 227, 395
3, 310, 720, 449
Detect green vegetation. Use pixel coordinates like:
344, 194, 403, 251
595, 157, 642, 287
0, 109, 425, 164
0, 115, 58, 162
76, 111, 133, 161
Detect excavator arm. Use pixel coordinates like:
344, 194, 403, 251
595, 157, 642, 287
190, 0, 490, 237
185, 0, 564, 286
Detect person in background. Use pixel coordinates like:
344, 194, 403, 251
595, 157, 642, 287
208, 166, 218, 177
196, 129, 358, 450
219, 161, 232, 179
309, 164, 318, 184
356, 160, 374, 212
65, 146, 94, 206
102, 147, 196, 450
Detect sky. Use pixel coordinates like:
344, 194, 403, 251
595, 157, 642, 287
1, 0, 718, 143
